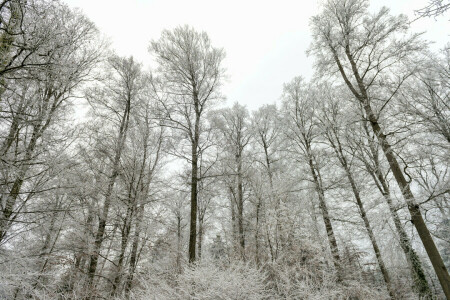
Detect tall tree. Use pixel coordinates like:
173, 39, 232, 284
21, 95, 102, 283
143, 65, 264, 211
211, 102, 251, 259
84, 56, 143, 292
319, 91, 396, 298
282, 78, 341, 275
251, 104, 284, 261
150, 25, 225, 263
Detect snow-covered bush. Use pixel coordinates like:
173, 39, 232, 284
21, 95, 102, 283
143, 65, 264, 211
132, 260, 272, 300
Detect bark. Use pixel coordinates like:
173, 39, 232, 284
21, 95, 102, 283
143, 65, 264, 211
176, 213, 182, 274
188, 121, 199, 263
255, 198, 261, 266
261, 135, 280, 260
197, 215, 204, 260
236, 153, 245, 260
229, 187, 237, 255
188, 86, 201, 263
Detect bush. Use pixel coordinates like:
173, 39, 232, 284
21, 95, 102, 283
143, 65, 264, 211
132, 260, 272, 300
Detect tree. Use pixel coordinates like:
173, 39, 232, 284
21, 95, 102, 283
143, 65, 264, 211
211, 102, 251, 259
346, 111, 432, 296
251, 104, 285, 261
318, 89, 395, 298
84, 55, 143, 292
0, 1, 101, 243
282, 78, 341, 276
310, 0, 449, 296
150, 25, 225, 263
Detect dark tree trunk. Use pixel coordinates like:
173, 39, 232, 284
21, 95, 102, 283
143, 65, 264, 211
188, 107, 200, 263
111, 190, 134, 297
125, 202, 143, 298
197, 215, 204, 260
255, 199, 261, 266
366, 106, 448, 297
236, 154, 245, 260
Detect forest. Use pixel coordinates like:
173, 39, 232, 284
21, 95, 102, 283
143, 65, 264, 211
0, 0, 449, 299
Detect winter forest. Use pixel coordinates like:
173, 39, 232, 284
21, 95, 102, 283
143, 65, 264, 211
0, 0, 449, 299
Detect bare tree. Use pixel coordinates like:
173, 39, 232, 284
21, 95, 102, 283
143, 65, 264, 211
415, 0, 450, 18
319, 90, 396, 298
211, 102, 251, 259
251, 104, 284, 261
282, 78, 341, 276
150, 25, 225, 263
84, 56, 143, 293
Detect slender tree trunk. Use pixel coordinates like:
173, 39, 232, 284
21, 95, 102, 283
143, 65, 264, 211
329, 132, 395, 298
176, 213, 182, 274
111, 193, 134, 297
229, 187, 237, 256
236, 154, 245, 260
188, 98, 200, 262
261, 139, 280, 260
307, 153, 341, 276
255, 198, 261, 266
125, 202, 143, 298
189, 137, 198, 263
0, 123, 41, 242
197, 215, 204, 260
98, 222, 119, 287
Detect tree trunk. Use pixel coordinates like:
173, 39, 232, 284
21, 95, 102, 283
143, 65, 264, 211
0, 122, 41, 242
307, 153, 341, 276
197, 215, 204, 260
229, 187, 237, 256
236, 154, 245, 260
255, 198, 261, 265
189, 136, 198, 263
111, 191, 134, 297
125, 202, 143, 298
176, 213, 182, 274
188, 86, 201, 263
329, 132, 395, 298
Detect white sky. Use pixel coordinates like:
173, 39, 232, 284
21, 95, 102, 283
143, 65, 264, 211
65, 0, 448, 110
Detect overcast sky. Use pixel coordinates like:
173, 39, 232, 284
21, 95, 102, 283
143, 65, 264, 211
65, 0, 448, 110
